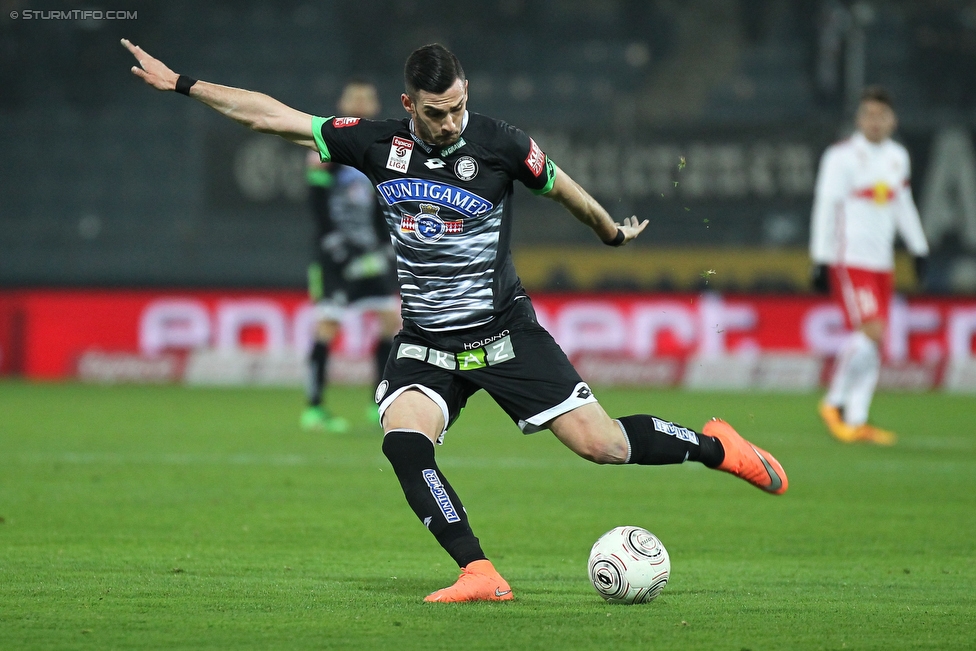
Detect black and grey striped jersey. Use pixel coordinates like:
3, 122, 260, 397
311, 111, 556, 332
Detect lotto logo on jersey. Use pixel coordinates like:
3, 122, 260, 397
332, 117, 360, 128
386, 136, 414, 173
525, 138, 545, 177
400, 204, 463, 242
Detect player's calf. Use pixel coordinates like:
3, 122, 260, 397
616, 414, 725, 467
550, 403, 628, 463
381, 429, 487, 569
569, 410, 787, 494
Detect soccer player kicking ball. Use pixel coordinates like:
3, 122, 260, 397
123, 39, 788, 603
810, 86, 929, 445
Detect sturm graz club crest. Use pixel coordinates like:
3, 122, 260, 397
399, 203, 463, 243
454, 156, 478, 181
374, 380, 389, 404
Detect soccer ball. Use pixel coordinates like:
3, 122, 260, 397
587, 526, 670, 604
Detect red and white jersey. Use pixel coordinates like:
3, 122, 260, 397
809, 131, 929, 271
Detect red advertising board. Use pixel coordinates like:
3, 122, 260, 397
1, 289, 975, 387
528, 293, 976, 364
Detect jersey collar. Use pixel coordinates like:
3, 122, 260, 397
853, 130, 888, 150
408, 111, 469, 151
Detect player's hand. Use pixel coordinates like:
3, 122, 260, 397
615, 216, 649, 245
811, 264, 830, 294
121, 38, 178, 91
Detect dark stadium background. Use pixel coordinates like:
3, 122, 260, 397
2, 0, 976, 387
2, 0, 975, 292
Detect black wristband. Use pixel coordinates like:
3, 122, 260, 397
175, 75, 197, 96
604, 228, 625, 247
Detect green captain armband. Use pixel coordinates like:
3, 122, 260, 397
310, 116, 334, 162
530, 158, 557, 195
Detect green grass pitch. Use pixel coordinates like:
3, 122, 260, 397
1, 381, 974, 650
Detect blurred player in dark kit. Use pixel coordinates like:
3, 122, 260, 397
302, 80, 400, 432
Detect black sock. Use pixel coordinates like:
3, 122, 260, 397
382, 429, 486, 568
374, 338, 393, 383
306, 340, 329, 407
617, 415, 724, 468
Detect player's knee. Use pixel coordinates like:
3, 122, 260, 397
316, 320, 340, 342
552, 413, 627, 464
590, 433, 628, 464
861, 319, 884, 344
551, 403, 627, 464
576, 436, 623, 464
382, 390, 445, 440
379, 309, 401, 337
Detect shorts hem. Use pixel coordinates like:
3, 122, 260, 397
377, 383, 451, 444
517, 382, 598, 433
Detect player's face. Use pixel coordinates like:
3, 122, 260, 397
856, 99, 896, 144
402, 78, 468, 147
338, 83, 380, 119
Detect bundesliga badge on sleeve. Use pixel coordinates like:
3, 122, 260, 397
386, 136, 414, 173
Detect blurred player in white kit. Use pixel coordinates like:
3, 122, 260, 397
810, 86, 929, 445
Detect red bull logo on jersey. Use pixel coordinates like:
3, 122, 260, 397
377, 178, 493, 218
400, 204, 463, 242
853, 181, 895, 204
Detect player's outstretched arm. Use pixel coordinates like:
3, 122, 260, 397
544, 164, 648, 246
121, 38, 317, 150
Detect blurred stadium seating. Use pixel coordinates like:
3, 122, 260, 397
1, 0, 975, 293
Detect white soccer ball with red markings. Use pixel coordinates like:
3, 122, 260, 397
588, 526, 670, 604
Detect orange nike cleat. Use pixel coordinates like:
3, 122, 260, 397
819, 401, 843, 430
819, 402, 897, 445
702, 418, 788, 495
819, 401, 859, 443
424, 559, 514, 603
852, 424, 897, 446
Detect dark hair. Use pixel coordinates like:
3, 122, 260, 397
404, 44, 465, 95
860, 85, 893, 108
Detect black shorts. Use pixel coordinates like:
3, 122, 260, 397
309, 253, 398, 320
374, 297, 597, 440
